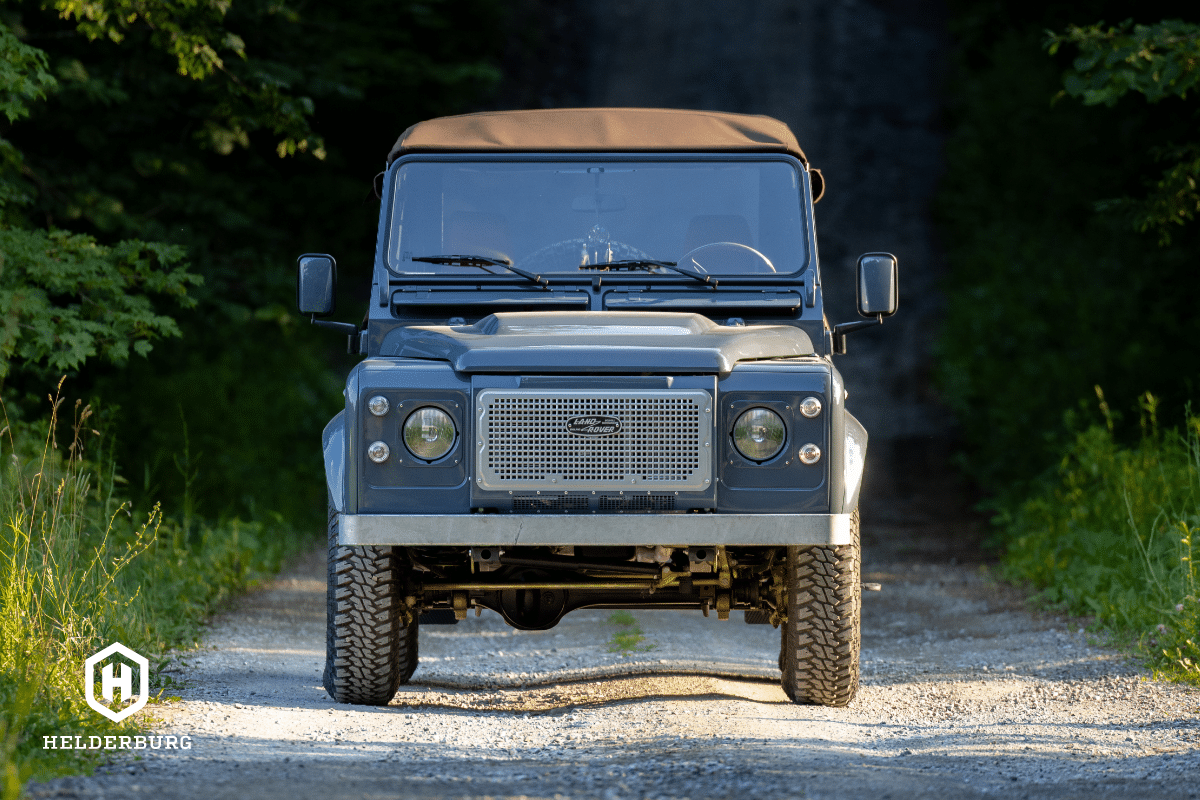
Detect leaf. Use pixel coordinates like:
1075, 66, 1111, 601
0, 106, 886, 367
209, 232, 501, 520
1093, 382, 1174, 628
0, 21, 57, 124
1049, 20, 1200, 245
1049, 20, 1200, 108
0, 227, 199, 378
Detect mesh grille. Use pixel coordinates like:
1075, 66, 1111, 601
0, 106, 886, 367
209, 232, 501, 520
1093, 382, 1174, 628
477, 389, 712, 491
513, 495, 590, 511
599, 495, 676, 511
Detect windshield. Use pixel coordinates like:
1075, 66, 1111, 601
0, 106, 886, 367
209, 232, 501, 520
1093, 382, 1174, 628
385, 159, 809, 276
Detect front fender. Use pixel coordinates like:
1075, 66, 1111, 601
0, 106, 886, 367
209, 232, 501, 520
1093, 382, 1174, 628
322, 410, 346, 513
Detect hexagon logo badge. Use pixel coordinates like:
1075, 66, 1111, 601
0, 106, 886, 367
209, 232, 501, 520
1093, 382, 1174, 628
85, 642, 149, 723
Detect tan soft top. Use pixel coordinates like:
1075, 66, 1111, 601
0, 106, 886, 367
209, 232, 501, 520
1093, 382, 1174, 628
388, 108, 808, 163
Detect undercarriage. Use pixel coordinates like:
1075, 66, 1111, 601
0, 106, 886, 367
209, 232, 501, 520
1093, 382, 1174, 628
404, 545, 786, 630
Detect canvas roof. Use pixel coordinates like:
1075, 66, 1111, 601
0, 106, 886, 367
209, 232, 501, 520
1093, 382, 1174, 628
387, 108, 822, 200
388, 108, 808, 162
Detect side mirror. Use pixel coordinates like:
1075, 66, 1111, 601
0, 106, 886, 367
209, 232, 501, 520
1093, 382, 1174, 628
297, 253, 337, 316
832, 252, 899, 355
856, 252, 898, 317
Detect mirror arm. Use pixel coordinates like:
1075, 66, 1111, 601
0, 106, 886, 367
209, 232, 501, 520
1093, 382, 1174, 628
831, 314, 883, 355
310, 315, 363, 355
310, 316, 359, 335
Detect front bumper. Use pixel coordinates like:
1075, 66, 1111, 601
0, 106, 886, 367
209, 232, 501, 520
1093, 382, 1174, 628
339, 512, 852, 547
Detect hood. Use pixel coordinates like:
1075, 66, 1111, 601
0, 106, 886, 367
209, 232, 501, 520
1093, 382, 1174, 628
378, 311, 814, 375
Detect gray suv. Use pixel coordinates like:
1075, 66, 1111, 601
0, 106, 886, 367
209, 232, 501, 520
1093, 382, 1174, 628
296, 108, 897, 707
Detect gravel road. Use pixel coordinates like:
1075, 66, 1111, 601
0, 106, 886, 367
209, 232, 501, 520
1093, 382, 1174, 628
28, 546, 1200, 800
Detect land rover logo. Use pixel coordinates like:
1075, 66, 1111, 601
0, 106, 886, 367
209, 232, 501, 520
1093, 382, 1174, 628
565, 416, 622, 436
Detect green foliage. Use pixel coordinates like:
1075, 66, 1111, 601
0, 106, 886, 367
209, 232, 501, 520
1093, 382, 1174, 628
0, 20, 53, 123
1001, 391, 1199, 683
1049, 19, 1200, 105
0, 227, 199, 378
0, 389, 314, 785
52, 0, 244, 79
1048, 19, 1200, 244
935, 8, 1200, 492
2, 0, 505, 526
941, 5, 1200, 686
49, 0, 321, 160
1, 14, 203, 387
0, 20, 53, 217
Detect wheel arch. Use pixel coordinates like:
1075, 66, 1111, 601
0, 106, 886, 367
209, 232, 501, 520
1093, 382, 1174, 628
322, 410, 347, 513
841, 411, 868, 512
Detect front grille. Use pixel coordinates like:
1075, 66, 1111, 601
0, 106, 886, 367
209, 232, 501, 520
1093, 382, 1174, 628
476, 389, 713, 491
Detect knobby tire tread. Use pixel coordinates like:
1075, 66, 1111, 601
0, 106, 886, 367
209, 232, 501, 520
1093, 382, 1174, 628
781, 507, 861, 707
323, 500, 417, 705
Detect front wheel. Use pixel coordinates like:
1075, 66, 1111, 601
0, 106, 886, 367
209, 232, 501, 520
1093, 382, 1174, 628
322, 500, 417, 705
780, 507, 861, 706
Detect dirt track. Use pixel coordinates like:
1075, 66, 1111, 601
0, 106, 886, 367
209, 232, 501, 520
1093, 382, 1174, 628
27, 544, 1200, 800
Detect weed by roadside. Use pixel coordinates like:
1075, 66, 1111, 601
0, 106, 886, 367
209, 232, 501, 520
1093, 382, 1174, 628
1001, 389, 1199, 684
0, 387, 316, 794
606, 611, 655, 655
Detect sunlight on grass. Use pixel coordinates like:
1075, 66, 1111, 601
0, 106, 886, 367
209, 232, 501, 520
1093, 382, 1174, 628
1002, 389, 1200, 684
0, 385, 313, 793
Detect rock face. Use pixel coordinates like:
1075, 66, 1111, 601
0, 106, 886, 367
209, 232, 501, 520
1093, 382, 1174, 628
492, 0, 954, 516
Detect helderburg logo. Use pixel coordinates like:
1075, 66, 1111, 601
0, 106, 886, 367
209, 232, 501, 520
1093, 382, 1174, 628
565, 416, 622, 436
85, 642, 149, 722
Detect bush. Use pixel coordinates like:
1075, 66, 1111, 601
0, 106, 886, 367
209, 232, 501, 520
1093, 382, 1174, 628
1002, 389, 1199, 683
0, 387, 315, 792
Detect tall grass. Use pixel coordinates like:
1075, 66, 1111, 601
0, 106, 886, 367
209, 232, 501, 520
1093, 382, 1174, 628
1001, 389, 1200, 683
0, 386, 316, 795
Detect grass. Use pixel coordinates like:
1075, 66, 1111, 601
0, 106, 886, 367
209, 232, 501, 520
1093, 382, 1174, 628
606, 610, 655, 654
0, 386, 316, 796
1000, 389, 1199, 684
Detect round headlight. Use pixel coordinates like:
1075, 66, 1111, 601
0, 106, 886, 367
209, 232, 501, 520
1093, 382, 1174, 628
798, 396, 822, 418
403, 406, 457, 461
732, 408, 786, 461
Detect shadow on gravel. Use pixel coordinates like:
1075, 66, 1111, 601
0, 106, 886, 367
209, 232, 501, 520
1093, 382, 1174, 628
389, 673, 790, 712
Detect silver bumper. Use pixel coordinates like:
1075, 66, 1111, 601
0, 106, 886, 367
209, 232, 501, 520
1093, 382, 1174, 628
339, 513, 852, 547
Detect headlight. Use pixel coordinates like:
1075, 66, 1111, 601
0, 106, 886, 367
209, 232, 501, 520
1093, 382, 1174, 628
403, 406, 456, 461
732, 408, 786, 461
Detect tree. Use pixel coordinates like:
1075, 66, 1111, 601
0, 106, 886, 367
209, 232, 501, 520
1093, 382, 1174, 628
1, 0, 506, 522
1, 16, 199, 381
1049, 20, 1200, 244
933, 2, 1200, 493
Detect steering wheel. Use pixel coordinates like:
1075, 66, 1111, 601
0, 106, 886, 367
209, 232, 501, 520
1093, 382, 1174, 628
680, 242, 776, 274
521, 239, 653, 272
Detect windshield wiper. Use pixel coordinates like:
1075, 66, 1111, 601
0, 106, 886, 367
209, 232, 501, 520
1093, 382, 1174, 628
412, 254, 548, 287
579, 259, 715, 286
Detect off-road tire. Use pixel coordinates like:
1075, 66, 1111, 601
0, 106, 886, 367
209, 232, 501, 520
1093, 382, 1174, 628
780, 507, 861, 706
322, 500, 417, 705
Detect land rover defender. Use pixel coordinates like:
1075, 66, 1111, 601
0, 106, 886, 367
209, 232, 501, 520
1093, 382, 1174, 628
296, 108, 898, 707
